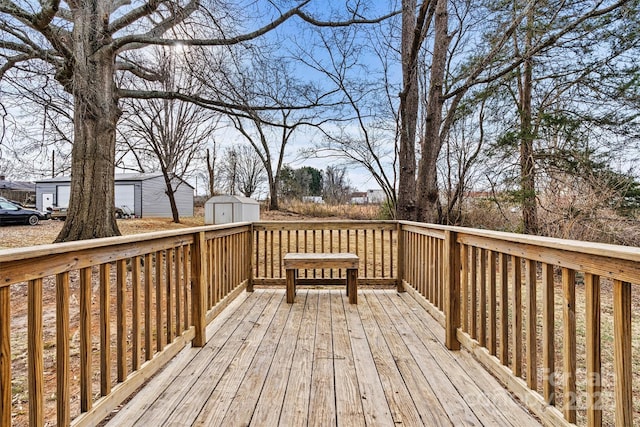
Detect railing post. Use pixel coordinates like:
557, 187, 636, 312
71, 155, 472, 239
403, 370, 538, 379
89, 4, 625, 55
396, 222, 405, 292
191, 231, 207, 347
247, 224, 254, 292
0, 286, 11, 427
444, 230, 461, 350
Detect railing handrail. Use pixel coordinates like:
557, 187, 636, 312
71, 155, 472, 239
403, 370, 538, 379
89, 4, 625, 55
0, 221, 252, 263
399, 220, 640, 262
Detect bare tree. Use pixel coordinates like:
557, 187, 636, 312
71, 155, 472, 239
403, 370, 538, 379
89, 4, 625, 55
119, 47, 218, 222
296, 20, 399, 215
398, 0, 634, 226
0, 1, 396, 241
323, 165, 351, 205
220, 144, 266, 197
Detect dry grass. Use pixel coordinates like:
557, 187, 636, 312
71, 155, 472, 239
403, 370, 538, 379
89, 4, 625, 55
281, 200, 388, 220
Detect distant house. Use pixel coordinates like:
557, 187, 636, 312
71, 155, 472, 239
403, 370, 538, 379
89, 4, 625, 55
35, 172, 194, 218
0, 175, 36, 205
350, 189, 387, 205
367, 189, 387, 204
302, 196, 324, 204
350, 192, 368, 204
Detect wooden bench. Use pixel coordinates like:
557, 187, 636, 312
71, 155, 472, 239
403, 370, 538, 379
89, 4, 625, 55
283, 253, 359, 304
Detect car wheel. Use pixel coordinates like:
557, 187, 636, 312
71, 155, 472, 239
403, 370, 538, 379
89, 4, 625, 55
27, 215, 39, 226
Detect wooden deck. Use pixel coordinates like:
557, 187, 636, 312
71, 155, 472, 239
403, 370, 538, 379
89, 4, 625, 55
106, 289, 540, 426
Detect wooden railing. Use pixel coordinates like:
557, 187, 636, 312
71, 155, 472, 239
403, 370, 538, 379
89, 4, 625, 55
252, 221, 398, 287
399, 221, 640, 427
2, 219, 639, 426
0, 223, 251, 427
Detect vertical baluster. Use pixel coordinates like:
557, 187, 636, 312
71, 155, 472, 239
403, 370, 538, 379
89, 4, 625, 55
175, 248, 182, 335
419, 233, 423, 293
613, 279, 632, 427
488, 251, 497, 356
0, 285, 10, 427
585, 273, 601, 426
263, 230, 268, 279
224, 235, 230, 295
511, 256, 522, 377
562, 267, 576, 423
479, 249, 487, 348
372, 229, 377, 278
166, 249, 173, 344
460, 244, 469, 333
208, 239, 214, 307
470, 246, 477, 340
526, 259, 537, 391
56, 272, 70, 426
183, 245, 190, 327
499, 253, 509, 365
428, 237, 434, 301
116, 259, 127, 382
542, 264, 555, 405
381, 229, 385, 278
363, 229, 368, 278
270, 230, 274, 278
144, 253, 152, 361
132, 256, 141, 370
317, 229, 322, 278
28, 278, 43, 427
100, 263, 111, 395
279, 230, 283, 278
79, 267, 92, 412
255, 229, 260, 278
155, 251, 164, 352
389, 229, 394, 279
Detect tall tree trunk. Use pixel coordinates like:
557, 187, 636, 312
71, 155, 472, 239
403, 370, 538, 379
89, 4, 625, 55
206, 148, 216, 197
269, 176, 279, 210
416, 0, 449, 223
162, 172, 181, 223
397, 0, 419, 221
520, 7, 538, 234
56, 3, 121, 242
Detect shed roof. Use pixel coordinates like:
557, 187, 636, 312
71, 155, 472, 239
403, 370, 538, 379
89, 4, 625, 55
205, 195, 259, 205
0, 179, 35, 191
36, 173, 194, 189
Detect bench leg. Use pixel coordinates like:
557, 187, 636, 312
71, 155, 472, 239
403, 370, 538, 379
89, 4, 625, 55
347, 268, 357, 304
286, 268, 295, 303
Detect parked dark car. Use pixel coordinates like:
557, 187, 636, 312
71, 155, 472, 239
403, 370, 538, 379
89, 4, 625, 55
0, 200, 50, 225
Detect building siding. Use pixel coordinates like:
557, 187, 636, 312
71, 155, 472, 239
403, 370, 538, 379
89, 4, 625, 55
141, 176, 193, 217
36, 173, 193, 218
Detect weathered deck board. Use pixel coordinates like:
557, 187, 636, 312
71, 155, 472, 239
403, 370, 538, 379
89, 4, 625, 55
106, 289, 541, 427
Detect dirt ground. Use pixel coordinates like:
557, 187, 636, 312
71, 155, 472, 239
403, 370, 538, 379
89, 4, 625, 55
0, 208, 311, 250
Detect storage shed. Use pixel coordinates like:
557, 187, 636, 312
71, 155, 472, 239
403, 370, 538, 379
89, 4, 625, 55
35, 172, 194, 218
204, 195, 260, 225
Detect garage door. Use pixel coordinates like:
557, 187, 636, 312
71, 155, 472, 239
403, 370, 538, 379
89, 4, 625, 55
115, 185, 135, 209
57, 186, 70, 208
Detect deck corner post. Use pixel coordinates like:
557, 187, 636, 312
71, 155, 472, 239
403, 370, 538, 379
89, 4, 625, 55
396, 221, 406, 293
191, 231, 207, 347
247, 224, 254, 292
444, 229, 461, 350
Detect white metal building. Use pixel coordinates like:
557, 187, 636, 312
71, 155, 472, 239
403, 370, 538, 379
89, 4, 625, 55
35, 172, 194, 218
204, 195, 260, 225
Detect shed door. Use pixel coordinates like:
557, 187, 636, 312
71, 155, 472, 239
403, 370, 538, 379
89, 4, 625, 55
42, 193, 53, 211
115, 185, 135, 209
214, 203, 233, 224
57, 186, 70, 207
